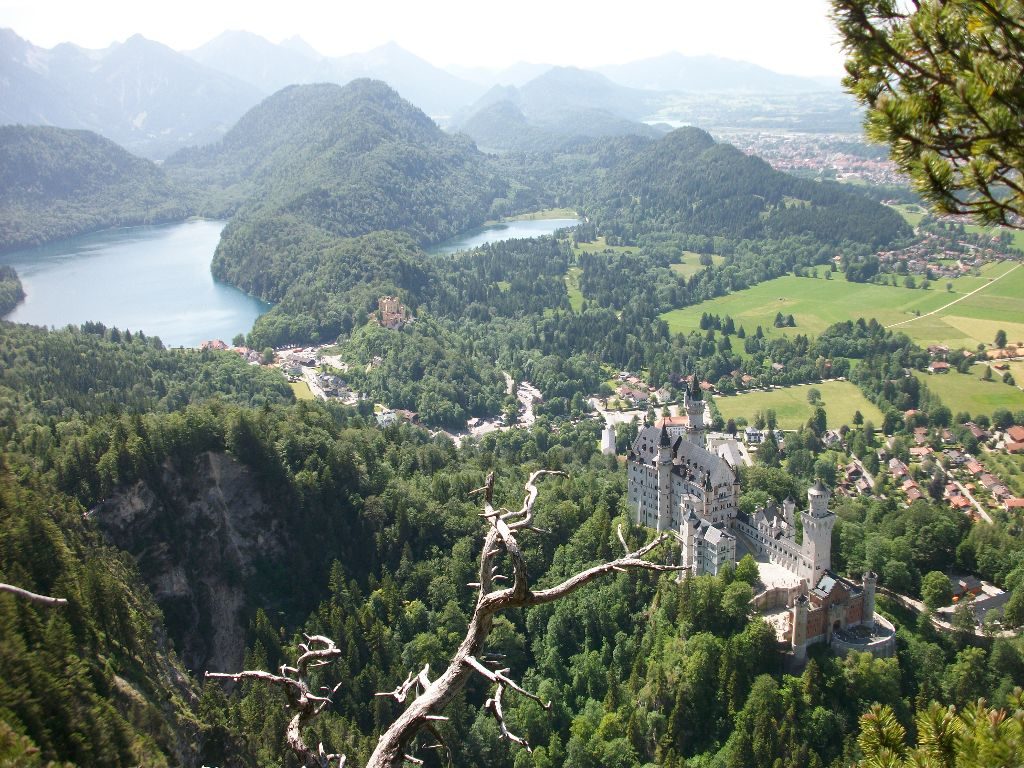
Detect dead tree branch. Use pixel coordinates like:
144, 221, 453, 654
0, 582, 68, 607
211, 471, 684, 768
363, 470, 685, 768
207, 634, 345, 768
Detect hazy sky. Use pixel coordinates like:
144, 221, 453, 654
1, 0, 847, 77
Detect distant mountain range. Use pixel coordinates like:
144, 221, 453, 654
187, 32, 485, 117
0, 29, 263, 160
1, 26, 846, 160
597, 52, 837, 94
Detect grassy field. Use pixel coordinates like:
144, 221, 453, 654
714, 380, 884, 430
670, 252, 727, 279
892, 263, 1024, 349
890, 203, 927, 227
985, 452, 1024, 497
572, 236, 636, 256
504, 207, 579, 221
565, 266, 584, 312
290, 381, 315, 400
913, 365, 1024, 417
660, 263, 1024, 350
661, 274, 951, 338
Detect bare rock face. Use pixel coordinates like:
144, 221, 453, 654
92, 451, 289, 674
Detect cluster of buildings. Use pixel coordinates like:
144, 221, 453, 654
875, 226, 1016, 280
626, 379, 893, 662
722, 131, 904, 186
377, 296, 410, 330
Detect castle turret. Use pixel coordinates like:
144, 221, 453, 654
800, 479, 836, 586
657, 424, 673, 531
791, 594, 809, 662
783, 496, 796, 527
601, 424, 616, 456
862, 571, 877, 631
684, 375, 705, 445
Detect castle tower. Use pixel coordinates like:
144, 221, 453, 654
684, 375, 705, 446
656, 424, 673, 531
862, 571, 877, 631
601, 424, 616, 456
791, 594, 809, 662
680, 512, 698, 572
800, 479, 836, 586
783, 496, 796, 528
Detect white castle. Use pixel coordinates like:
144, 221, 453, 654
626, 377, 835, 587
626, 379, 893, 661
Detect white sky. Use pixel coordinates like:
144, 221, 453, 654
0, 0, 847, 78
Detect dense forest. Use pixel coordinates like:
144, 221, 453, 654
3, 69, 1023, 768
0, 126, 191, 251
2, 321, 1023, 768
0, 265, 24, 314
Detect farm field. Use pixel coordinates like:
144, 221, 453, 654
888, 203, 1024, 249
565, 266, 584, 312
661, 274, 950, 338
671, 252, 726, 279
891, 262, 1024, 349
714, 380, 883, 430
661, 263, 1024, 350
913, 365, 1024, 417
289, 381, 315, 400
572, 236, 636, 256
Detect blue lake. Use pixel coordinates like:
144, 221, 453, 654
429, 217, 579, 254
1, 215, 579, 347
0, 220, 269, 348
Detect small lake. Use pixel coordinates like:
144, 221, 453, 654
429, 217, 579, 255
0, 220, 269, 348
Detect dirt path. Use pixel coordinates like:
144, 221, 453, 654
886, 262, 1020, 329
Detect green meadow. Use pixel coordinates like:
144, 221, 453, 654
661, 263, 1024, 350
914, 365, 1024, 417
670, 252, 726, 279
714, 380, 884, 430
661, 274, 951, 338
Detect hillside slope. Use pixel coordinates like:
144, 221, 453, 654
0, 29, 264, 159
0, 125, 189, 250
166, 80, 506, 300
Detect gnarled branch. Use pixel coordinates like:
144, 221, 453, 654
207, 635, 345, 768
213, 471, 684, 768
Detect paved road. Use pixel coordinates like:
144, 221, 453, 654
953, 479, 994, 524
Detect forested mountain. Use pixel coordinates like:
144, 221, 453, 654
0, 126, 190, 250
187, 30, 328, 93
0, 266, 23, 314
586, 127, 910, 247
189, 33, 484, 116
166, 80, 506, 298
0, 29, 265, 160
460, 67, 655, 125
459, 99, 663, 153
4, 317, 1023, 767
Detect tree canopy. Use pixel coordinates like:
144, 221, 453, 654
833, 0, 1024, 227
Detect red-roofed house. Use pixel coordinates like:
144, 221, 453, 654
1007, 425, 1024, 443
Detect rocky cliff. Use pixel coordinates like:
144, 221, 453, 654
92, 451, 290, 673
